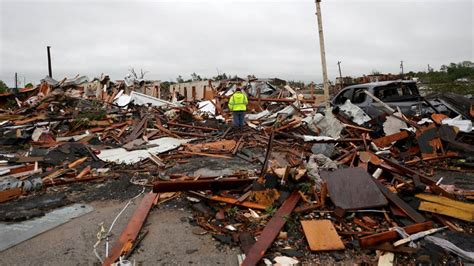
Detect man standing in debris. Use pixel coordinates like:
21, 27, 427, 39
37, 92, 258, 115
228, 87, 248, 129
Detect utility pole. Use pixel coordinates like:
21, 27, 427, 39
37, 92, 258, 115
337, 61, 343, 90
400, 60, 404, 75
15, 72, 18, 90
47, 46, 52, 78
315, 0, 330, 108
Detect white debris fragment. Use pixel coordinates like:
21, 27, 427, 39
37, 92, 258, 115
274, 256, 299, 265
441, 115, 473, 132
97, 137, 193, 164
339, 99, 371, 125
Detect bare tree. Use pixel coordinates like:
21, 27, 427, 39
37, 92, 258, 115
129, 68, 149, 79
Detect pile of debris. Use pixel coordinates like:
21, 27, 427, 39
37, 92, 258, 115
1, 76, 473, 265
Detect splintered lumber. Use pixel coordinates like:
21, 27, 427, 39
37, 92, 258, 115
13, 113, 47, 125
373, 179, 426, 223
301, 220, 345, 251
241, 191, 300, 266
167, 121, 218, 131
155, 123, 181, 139
153, 179, 254, 193
184, 140, 236, 153
76, 166, 91, 179
373, 130, 410, 148
321, 168, 387, 210
416, 193, 474, 222
179, 151, 232, 159
209, 195, 268, 210
261, 129, 275, 175
68, 157, 88, 168
358, 221, 433, 248
102, 192, 159, 266
376, 154, 453, 198
0, 188, 22, 203
124, 117, 147, 142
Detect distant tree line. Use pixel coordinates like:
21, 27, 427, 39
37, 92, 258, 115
407, 60, 474, 94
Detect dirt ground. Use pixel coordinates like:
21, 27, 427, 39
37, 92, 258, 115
0, 198, 239, 266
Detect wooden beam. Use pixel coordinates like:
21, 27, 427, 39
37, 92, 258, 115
241, 191, 300, 266
102, 192, 158, 265
373, 179, 426, 223
358, 221, 433, 248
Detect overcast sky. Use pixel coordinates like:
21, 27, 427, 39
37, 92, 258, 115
0, 0, 472, 87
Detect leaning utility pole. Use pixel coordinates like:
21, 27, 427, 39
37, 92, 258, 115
315, 0, 330, 108
337, 61, 343, 89
47, 46, 52, 78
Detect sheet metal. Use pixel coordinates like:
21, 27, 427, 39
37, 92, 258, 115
0, 204, 93, 251
97, 137, 192, 164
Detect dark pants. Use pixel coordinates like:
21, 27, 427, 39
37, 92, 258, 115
232, 111, 246, 127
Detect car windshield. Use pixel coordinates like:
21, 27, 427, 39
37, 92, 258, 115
373, 83, 420, 102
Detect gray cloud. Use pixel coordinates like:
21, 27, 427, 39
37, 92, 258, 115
0, 0, 472, 87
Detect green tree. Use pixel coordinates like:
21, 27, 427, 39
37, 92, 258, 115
213, 73, 228, 80
176, 75, 184, 83
371, 70, 381, 75
190, 72, 202, 81
0, 80, 8, 93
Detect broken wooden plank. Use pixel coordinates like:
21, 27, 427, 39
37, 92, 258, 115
373, 130, 410, 148
0, 188, 22, 203
155, 123, 181, 139
167, 121, 218, 131
124, 117, 148, 142
358, 221, 433, 248
301, 220, 345, 251
241, 191, 300, 266
260, 129, 275, 176
102, 192, 159, 266
184, 140, 236, 153
76, 166, 91, 179
373, 179, 426, 223
153, 179, 254, 193
179, 151, 232, 159
416, 194, 474, 222
209, 195, 268, 210
416, 193, 474, 211
68, 157, 88, 168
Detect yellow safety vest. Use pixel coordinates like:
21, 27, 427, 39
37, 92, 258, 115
228, 92, 248, 111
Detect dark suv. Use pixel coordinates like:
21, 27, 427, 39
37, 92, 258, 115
332, 80, 425, 117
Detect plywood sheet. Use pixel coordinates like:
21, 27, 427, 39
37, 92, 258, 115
301, 220, 345, 251
321, 167, 387, 210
